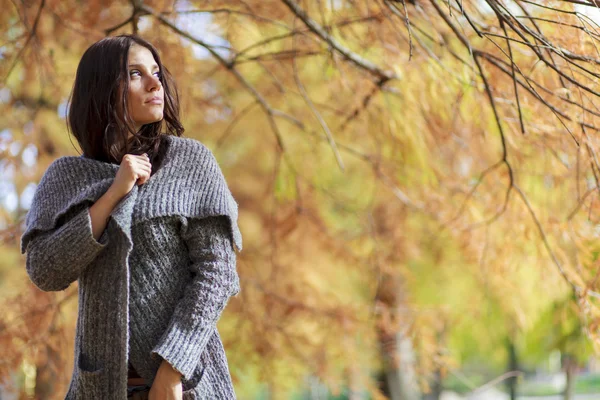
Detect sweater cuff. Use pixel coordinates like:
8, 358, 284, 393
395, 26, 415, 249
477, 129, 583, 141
150, 319, 216, 381
24, 205, 110, 292
49, 205, 109, 263
72, 205, 110, 249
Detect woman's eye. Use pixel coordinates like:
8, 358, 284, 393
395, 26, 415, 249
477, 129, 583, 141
128, 70, 161, 80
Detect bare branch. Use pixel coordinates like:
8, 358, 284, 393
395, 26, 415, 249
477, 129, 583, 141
280, 0, 399, 82
2, 0, 45, 82
291, 17, 345, 171
384, 0, 414, 60
139, 3, 289, 152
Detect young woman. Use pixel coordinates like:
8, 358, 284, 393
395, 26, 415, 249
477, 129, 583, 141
20, 34, 243, 400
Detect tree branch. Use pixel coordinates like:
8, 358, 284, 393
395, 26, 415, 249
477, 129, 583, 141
280, 0, 399, 82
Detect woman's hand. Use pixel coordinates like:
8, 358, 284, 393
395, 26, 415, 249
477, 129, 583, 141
149, 360, 183, 400
110, 152, 152, 199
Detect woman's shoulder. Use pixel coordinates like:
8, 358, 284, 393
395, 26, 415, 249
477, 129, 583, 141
40, 154, 117, 185
163, 135, 221, 168
163, 134, 209, 153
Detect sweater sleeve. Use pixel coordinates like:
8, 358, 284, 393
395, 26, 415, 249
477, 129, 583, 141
150, 215, 240, 380
23, 203, 110, 292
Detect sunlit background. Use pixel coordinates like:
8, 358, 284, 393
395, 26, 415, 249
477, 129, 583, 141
3, 0, 600, 399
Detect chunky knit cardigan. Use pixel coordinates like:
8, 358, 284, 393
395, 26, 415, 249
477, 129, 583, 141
20, 135, 242, 399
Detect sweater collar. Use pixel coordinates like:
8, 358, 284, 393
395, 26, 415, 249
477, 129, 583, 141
21, 135, 243, 253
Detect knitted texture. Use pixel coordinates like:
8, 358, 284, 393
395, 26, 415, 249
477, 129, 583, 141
20, 135, 242, 399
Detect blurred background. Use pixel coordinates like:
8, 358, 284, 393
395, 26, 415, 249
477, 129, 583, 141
2, 0, 600, 399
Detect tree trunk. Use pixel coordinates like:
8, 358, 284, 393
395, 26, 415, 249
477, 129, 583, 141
563, 353, 576, 400
375, 266, 420, 400
347, 365, 363, 400
422, 368, 442, 400
505, 338, 518, 400
379, 327, 420, 400
308, 375, 325, 400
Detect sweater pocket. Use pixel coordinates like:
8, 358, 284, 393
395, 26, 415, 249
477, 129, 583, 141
74, 353, 107, 398
183, 366, 214, 400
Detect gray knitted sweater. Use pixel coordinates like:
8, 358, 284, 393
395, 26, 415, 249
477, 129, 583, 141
20, 135, 242, 399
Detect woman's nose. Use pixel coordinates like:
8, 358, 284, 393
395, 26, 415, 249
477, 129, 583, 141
148, 75, 161, 91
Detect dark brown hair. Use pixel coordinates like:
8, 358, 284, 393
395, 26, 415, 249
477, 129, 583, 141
67, 34, 184, 173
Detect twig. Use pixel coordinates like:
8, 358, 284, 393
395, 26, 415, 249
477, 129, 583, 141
139, 3, 289, 153
291, 16, 345, 171
280, 0, 398, 82
3, 0, 45, 82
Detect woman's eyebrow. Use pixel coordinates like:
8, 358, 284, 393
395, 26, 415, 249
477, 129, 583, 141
128, 63, 159, 70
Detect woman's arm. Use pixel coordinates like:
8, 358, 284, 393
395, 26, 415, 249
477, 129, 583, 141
150, 215, 240, 381
24, 153, 151, 292
89, 185, 126, 241
25, 185, 126, 292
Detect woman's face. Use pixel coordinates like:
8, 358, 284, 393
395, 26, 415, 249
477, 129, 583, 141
126, 44, 164, 133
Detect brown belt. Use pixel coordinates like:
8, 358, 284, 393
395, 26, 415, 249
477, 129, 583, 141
128, 377, 147, 386
127, 361, 146, 386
